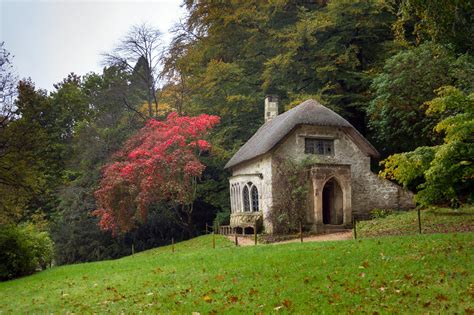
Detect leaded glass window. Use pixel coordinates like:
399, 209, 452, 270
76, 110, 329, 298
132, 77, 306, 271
243, 185, 250, 212
304, 138, 334, 155
251, 185, 259, 211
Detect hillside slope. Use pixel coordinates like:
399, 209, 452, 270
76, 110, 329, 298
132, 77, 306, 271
1, 233, 473, 313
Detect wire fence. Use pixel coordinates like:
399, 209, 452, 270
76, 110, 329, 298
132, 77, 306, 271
163, 207, 472, 252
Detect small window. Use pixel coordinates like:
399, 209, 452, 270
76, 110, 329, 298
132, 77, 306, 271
305, 138, 334, 155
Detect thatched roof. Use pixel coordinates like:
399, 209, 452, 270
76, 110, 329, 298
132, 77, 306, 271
224, 99, 380, 169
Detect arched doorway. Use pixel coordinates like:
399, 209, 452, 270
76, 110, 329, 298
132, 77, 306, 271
322, 178, 344, 225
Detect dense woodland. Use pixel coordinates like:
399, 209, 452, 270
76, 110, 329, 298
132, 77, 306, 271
0, 0, 472, 279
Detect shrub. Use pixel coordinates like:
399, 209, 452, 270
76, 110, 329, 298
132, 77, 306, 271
370, 209, 392, 219
213, 210, 230, 229
0, 224, 53, 280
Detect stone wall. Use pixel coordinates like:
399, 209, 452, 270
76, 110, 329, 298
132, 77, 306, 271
352, 172, 415, 219
273, 125, 414, 221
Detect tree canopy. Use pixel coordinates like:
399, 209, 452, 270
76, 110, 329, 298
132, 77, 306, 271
94, 112, 219, 235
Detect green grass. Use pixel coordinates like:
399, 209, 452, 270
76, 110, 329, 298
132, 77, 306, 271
1, 232, 473, 313
358, 205, 474, 238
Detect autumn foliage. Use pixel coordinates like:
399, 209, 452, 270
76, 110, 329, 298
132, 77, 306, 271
93, 112, 220, 235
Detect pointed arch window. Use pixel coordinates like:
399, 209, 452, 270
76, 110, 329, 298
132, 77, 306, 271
236, 183, 241, 212
243, 185, 250, 212
251, 185, 259, 211
241, 182, 259, 212
231, 184, 236, 213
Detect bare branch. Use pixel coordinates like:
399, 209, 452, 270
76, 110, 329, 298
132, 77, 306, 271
122, 97, 147, 121
0, 42, 18, 129
102, 24, 164, 118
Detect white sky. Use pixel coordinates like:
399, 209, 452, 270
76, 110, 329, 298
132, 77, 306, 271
1, 0, 185, 92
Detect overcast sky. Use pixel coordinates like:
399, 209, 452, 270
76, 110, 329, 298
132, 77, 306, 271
1, 0, 185, 92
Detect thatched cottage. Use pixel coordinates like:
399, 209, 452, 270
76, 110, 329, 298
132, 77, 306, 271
224, 97, 414, 234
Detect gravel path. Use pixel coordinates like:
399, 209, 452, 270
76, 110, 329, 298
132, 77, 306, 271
226, 231, 353, 246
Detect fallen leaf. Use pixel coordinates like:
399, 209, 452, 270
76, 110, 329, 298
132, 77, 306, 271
203, 295, 212, 303
282, 299, 292, 308
436, 294, 448, 302
228, 296, 238, 303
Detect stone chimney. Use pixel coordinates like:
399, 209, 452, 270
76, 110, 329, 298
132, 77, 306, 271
264, 95, 279, 123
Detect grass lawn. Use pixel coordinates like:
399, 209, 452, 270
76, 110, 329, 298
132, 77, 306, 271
0, 232, 473, 313
357, 205, 474, 238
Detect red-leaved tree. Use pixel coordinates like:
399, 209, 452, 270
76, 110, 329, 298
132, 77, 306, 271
93, 112, 220, 235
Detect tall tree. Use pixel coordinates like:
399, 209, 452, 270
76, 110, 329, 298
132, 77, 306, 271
0, 79, 69, 223
0, 42, 17, 131
103, 24, 164, 118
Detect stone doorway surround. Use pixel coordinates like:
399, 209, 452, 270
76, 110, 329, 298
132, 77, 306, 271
310, 164, 352, 229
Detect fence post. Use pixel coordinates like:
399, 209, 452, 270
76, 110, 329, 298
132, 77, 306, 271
205, 223, 208, 234
254, 223, 257, 246
132, 243, 135, 256
172, 237, 175, 253
417, 208, 422, 234
235, 233, 238, 246
212, 232, 216, 249
299, 221, 303, 243
353, 216, 357, 239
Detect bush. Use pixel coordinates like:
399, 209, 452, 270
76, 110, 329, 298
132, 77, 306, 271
0, 224, 53, 280
370, 209, 392, 219
213, 210, 230, 229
